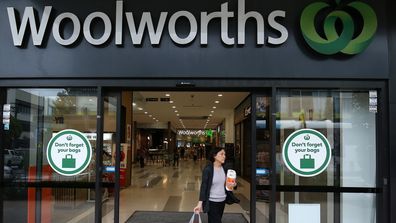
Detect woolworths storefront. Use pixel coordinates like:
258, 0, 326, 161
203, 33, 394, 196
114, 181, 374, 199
0, 0, 395, 222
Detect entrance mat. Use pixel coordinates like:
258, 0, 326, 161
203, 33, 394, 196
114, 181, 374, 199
125, 211, 248, 223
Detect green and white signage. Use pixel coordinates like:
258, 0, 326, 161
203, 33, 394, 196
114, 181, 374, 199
282, 129, 331, 177
47, 129, 92, 176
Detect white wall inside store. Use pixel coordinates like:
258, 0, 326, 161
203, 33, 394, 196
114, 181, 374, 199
225, 111, 235, 143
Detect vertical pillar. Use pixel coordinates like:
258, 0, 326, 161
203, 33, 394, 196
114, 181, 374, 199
167, 121, 172, 153
0, 88, 6, 222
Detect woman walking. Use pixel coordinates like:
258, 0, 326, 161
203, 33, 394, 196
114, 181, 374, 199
193, 147, 236, 223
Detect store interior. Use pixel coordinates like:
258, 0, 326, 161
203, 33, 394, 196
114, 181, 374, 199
2, 88, 379, 223
2, 89, 275, 223
99, 91, 259, 222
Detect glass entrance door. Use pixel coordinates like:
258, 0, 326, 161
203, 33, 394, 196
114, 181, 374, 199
1, 88, 99, 223
253, 89, 383, 223
274, 89, 381, 223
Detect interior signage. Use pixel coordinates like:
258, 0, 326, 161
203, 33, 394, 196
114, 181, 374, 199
177, 130, 208, 136
6, 0, 288, 47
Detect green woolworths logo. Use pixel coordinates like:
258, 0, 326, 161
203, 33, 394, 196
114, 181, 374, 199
300, 0, 377, 55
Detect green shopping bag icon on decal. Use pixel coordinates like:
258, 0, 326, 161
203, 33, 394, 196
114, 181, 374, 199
300, 154, 315, 169
62, 154, 76, 168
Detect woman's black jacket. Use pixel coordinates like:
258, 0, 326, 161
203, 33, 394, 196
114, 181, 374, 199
199, 162, 237, 213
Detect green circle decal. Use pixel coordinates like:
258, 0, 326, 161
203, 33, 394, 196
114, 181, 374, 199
300, 0, 377, 55
282, 129, 332, 177
46, 129, 92, 176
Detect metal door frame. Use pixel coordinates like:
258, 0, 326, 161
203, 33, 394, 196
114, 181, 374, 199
96, 88, 122, 223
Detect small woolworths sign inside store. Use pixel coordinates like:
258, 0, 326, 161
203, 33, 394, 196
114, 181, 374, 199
46, 129, 92, 176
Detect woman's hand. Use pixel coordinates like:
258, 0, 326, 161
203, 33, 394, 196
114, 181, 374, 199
193, 201, 203, 213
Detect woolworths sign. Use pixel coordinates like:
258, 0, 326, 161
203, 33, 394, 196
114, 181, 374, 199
5, 0, 377, 55
7, 0, 288, 47
300, 0, 377, 55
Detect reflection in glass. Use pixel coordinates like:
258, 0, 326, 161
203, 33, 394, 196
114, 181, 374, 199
341, 193, 376, 223
256, 190, 270, 223
256, 96, 271, 187
255, 96, 271, 223
276, 90, 376, 187
101, 95, 117, 222
276, 192, 335, 223
2, 88, 97, 223
339, 93, 376, 187
274, 89, 378, 223
276, 90, 335, 186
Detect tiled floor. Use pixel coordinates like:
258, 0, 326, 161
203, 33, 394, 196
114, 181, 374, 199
101, 159, 252, 223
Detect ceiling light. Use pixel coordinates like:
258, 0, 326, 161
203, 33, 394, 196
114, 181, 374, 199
156, 120, 159, 122
209, 114, 213, 116
172, 106, 176, 109
170, 101, 174, 103
153, 118, 155, 120
165, 93, 170, 97
211, 111, 214, 113
176, 114, 180, 116
212, 106, 216, 109
218, 94, 223, 97
215, 101, 220, 104
149, 115, 152, 117
133, 103, 136, 106
144, 112, 148, 114
138, 107, 143, 110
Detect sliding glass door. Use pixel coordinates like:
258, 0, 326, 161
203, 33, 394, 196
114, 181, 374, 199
1, 88, 98, 223
275, 89, 381, 223
253, 89, 383, 223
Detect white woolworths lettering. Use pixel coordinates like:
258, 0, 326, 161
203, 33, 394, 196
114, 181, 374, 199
54, 11, 113, 45
7, 6, 51, 46
201, 3, 234, 45
7, 0, 288, 47
125, 11, 168, 45
52, 13, 80, 45
83, 12, 112, 45
168, 11, 198, 44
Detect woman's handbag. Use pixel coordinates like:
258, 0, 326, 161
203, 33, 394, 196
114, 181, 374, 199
189, 213, 202, 223
225, 190, 240, 204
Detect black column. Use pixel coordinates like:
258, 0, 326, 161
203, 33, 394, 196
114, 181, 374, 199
388, 0, 396, 222
0, 88, 6, 222
384, 0, 396, 222
114, 92, 122, 223
250, 95, 257, 223
95, 87, 104, 223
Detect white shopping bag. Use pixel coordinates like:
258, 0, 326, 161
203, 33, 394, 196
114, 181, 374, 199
189, 213, 202, 223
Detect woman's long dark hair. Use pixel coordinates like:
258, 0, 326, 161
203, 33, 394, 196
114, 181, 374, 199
209, 147, 224, 162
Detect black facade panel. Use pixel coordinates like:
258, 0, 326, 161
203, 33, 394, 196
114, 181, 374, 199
387, 0, 396, 221
0, 0, 389, 79
390, 103, 396, 223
